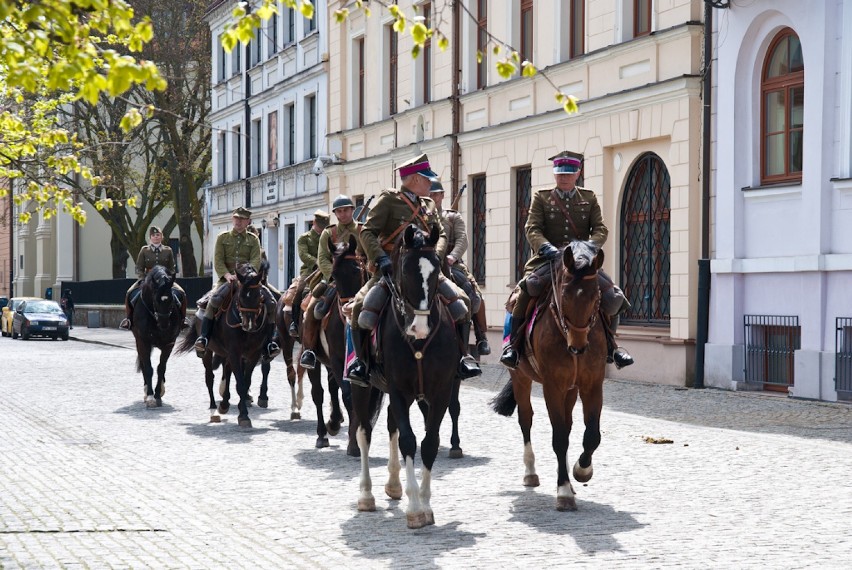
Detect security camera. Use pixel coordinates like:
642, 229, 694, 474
312, 157, 324, 176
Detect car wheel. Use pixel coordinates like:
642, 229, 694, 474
61, 332, 69, 341
12, 328, 18, 339
22, 327, 30, 341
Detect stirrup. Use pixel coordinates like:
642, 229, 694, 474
476, 338, 491, 356
611, 347, 634, 370
288, 321, 299, 338
119, 318, 131, 330
194, 337, 208, 358
500, 346, 519, 370
263, 341, 281, 363
344, 360, 370, 388
299, 349, 316, 370
457, 355, 482, 379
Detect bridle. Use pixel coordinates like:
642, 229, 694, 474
228, 279, 268, 332
141, 273, 179, 329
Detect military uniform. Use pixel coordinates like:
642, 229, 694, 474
297, 229, 322, 277
317, 221, 363, 281
120, 227, 184, 330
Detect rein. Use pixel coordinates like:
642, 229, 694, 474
226, 281, 268, 331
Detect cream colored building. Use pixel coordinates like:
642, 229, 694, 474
325, 0, 705, 385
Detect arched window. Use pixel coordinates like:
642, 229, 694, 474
620, 153, 670, 325
761, 28, 804, 184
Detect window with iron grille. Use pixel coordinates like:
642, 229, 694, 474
836, 318, 852, 399
471, 174, 487, 285
388, 24, 398, 116
514, 166, 532, 283
620, 153, 670, 324
761, 28, 803, 185
476, 0, 487, 89
744, 315, 800, 389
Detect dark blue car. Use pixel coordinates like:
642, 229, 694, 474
12, 299, 70, 341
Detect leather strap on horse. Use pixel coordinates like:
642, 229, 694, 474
380, 193, 430, 251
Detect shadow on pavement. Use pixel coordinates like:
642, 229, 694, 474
114, 402, 179, 417
181, 421, 273, 442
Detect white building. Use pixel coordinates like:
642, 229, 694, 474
705, 0, 852, 402
206, 0, 332, 288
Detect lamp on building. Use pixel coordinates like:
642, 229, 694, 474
261, 219, 268, 229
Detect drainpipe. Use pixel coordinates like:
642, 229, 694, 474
450, 0, 462, 200
694, 1, 714, 389
244, 18, 252, 209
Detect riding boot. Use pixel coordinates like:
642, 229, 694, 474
456, 321, 482, 379
194, 316, 214, 358
499, 316, 526, 370
473, 302, 491, 355
345, 325, 370, 388
263, 329, 281, 363
606, 314, 634, 369
119, 292, 133, 330
299, 301, 320, 369
299, 349, 317, 370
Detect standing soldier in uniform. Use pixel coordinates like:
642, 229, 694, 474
500, 152, 634, 369
429, 180, 491, 356
299, 195, 363, 370
282, 210, 329, 337
119, 226, 185, 330
194, 207, 279, 360
345, 153, 482, 387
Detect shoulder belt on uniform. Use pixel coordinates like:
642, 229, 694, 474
548, 191, 582, 238
380, 193, 431, 250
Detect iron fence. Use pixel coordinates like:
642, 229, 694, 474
744, 315, 800, 387
836, 317, 852, 400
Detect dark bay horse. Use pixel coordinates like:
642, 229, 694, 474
130, 265, 184, 408
177, 262, 274, 427
491, 240, 606, 511
352, 224, 461, 529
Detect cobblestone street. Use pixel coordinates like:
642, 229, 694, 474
2, 330, 851, 568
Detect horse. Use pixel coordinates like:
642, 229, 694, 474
130, 265, 184, 408
491, 240, 606, 511
351, 223, 461, 529
176, 262, 274, 428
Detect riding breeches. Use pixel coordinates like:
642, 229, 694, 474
203, 282, 232, 319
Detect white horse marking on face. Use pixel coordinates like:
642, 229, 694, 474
417, 258, 434, 311
406, 258, 436, 339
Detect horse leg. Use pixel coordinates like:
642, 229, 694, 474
234, 359, 252, 428
573, 381, 603, 484
218, 366, 231, 415
155, 344, 173, 406
309, 366, 329, 448
204, 356, 220, 423
543, 383, 577, 511
385, 411, 402, 501
513, 373, 539, 487
448, 376, 463, 458
257, 360, 270, 408
354, 389, 375, 511
419, 395, 450, 527
388, 391, 426, 529
326, 368, 344, 436
137, 341, 156, 409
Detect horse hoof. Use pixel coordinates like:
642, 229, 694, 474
357, 498, 375, 512
155, 398, 163, 408
315, 437, 329, 448
573, 461, 593, 483
209, 415, 221, 423
145, 398, 157, 409
218, 403, 229, 415
448, 447, 463, 459
424, 511, 435, 526
407, 512, 428, 529
384, 483, 403, 500
238, 418, 252, 428
347, 442, 360, 457
258, 398, 268, 409
290, 412, 301, 420
326, 421, 341, 436
556, 496, 577, 511
523, 474, 540, 487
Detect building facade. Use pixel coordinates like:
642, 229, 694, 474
326, 0, 705, 385
206, 0, 332, 287
705, 0, 852, 401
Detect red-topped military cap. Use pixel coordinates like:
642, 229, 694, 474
397, 153, 439, 181
549, 151, 582, 174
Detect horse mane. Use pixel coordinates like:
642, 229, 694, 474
566, 240, 600, 274
145, 265, 173, 290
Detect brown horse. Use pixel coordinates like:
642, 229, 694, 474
491, 240, 606, 511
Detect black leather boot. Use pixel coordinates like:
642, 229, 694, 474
345, 326, 370, 388
500, 316, 524, 370
606, 314, 634, 369
299, 349, 317, 370
194, 316, 213, 358
456, 321, 482, 379
263, 330, 281, 363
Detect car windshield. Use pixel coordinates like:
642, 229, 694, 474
24, 301, 63, 314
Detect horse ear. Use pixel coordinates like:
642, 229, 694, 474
404, 224, 416, 246
428, 223, 440, 246
563, 245, 576, 275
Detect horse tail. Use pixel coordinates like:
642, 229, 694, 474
490, 380, 517, 417
175, 316, 199, 355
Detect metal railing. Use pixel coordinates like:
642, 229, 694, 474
743, 315, 800, 387
836, 317, 852, 400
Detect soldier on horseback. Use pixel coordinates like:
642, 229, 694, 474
119, 225, 186, 331
281, 210, 329, 338
345, 153, 482, 388
500, 151, 634, 370
193, 207, 279, 361
299, 195, 364, 370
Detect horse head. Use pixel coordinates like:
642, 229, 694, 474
147, 265, 178, 331
393, 223, 441, 340
331, 235, 366, 298
556, 240, 604, 355
235, 263, 266, 332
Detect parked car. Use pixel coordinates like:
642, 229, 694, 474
12, 299, 70, 341
1, 297, 41, 337
0, 296, 8, 311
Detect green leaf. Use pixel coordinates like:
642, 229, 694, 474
334, 9, 349, 23
438, 35, 449, 52
411, 45, 420, 59
521, 61, 537, 77
411, 22, 428, 46
299, 1, 314, 19
119, 108, 143, 132
393, 17, 406, 33
563, 96, 579, 114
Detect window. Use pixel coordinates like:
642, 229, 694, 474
520, 0, 534, 68
471, 174, 487, 285
249, 38, 261, 68
251, 118, 261, 176
476, 0, 488, 89
387, 24, 398, 116
514, 166, 532, 282
286, 9, 295, 44
744, 315, 801, 391
356, 37, 365, 127
218, 131, 227, 183
218, 34, 226, 81
305, 12, 316, 35
305, 94, 317, 160
232, 125, 241, 180
268, 111, 278, 171
232, 42, 241, 76
268, 13, 279, 55
285, 103, 295, 165
570, 0, 584, 58
620, 153, 670, 325
634, 0, 651, 38
761, 28, 804, 184
421, 3, 432, 104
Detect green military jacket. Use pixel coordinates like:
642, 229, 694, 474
524, 186, 608, 273
440, 209, 468, 264
135, 245, 176, 278
360, 187, 447, 264
297, 228, 322, 277
317, 221, 364, 281
213, 228, 262, 282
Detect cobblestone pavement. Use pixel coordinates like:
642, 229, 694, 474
1, 329, 851, 568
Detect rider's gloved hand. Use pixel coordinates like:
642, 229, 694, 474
538, 242, 560, 260
376, 255, 393, 277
